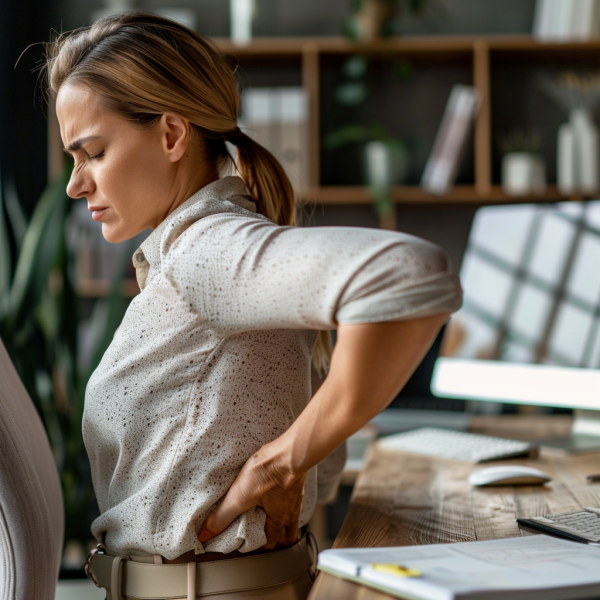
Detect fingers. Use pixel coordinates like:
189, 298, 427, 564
284, 523, 300, 547
198, 483, 258, 543
263, 514, 286, 550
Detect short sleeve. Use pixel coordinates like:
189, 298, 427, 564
163, 214, 462, 337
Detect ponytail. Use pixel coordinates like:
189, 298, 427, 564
225, 128, 295, 226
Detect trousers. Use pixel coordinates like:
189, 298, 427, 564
87, 531, 318, 600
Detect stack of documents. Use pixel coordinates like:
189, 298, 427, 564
533, 0, 600, 40
318, 535, 600, 600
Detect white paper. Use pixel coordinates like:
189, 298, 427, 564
319, 535, 600, 600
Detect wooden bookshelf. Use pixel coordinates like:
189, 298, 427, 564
309, 184, 569, 205
50, 34, 600, 295
213, 34, 600, 227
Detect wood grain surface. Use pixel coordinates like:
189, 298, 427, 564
308, 415, 600, 600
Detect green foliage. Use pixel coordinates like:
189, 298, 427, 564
498, 128, 543, 156
324, 122, 408, 153
324, 124, 409, 216
342, 0, 434, 43
0, 165, 133, 550
369, 184, 395, 217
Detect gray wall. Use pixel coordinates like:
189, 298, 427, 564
58, 0, 537, 36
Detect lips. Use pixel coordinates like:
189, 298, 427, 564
89, 206, 109, 221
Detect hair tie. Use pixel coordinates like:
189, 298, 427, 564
225, 126, 244, 143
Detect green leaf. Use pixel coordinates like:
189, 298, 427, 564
341, 16, 360, 41
35, 368, 65, 469
343, 55, 368, 79
323, 125, 369, 150
335, 81, 367, 106
369, 184, 394, 217
84, 240, 137, 384
395, 58, 413, 82
384, 138, 410, 158
0, 169, 12, 306
36, 285, 61, 343
4, 177, 28, 250
7, 168, 69, 332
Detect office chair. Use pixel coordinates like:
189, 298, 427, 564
0, 336, 64, 599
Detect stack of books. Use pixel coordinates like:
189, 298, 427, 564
238, 87, 309, 192
533, 0, 600, 40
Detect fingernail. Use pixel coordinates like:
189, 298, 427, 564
198, 529, 212, 542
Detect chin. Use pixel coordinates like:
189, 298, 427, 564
101, 223, 129, 244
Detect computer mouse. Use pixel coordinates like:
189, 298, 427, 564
468, 465, 552, 487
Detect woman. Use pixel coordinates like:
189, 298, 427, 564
47, 12, 462, 600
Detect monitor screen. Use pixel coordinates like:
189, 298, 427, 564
431, 200, 600, 411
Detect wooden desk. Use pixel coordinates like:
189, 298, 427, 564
308, 415, 600, 600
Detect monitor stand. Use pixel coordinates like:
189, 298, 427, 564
537, 409, 600, 454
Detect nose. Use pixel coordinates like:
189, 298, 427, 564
66, 167, 95, 199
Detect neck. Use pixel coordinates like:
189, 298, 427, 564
153, 166, 220, 229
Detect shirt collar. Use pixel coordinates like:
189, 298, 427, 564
133, 176, 256, 290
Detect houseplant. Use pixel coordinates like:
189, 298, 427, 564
498, 129, 546, 196
343, 0, 434, 42
0, 164, 134, 569
324, 123, 409, 217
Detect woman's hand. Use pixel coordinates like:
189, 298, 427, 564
198, 436, 307, 550
199, 315, 450, 551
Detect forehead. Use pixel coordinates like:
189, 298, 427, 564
56, 84, 112, 144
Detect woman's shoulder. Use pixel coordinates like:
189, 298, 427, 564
159, 210, 281, 280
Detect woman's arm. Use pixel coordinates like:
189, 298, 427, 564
198, 313, 450, 549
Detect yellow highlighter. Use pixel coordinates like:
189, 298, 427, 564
371, 564, 422, 578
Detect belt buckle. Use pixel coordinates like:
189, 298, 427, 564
85, 543, 106, 588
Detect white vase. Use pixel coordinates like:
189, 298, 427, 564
557, 109, 600, 195
557, 121, 575, 195
364, 141, 409, 188
501, 152, 546, 196
572, 109, 599, 193
230, 0, 254, 46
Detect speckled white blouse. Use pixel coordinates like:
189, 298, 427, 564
83, 176, 462, 560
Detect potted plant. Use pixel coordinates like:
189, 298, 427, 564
343, 0, 434, 42
498, 129, 546, 197
324, 123, 410, 217
0, 165, 134, 573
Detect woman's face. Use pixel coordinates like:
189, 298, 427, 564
56, 83, 212, 243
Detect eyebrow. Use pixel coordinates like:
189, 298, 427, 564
62, 135, 101, 155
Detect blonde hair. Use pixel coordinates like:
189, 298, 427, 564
44, 12, 331, 374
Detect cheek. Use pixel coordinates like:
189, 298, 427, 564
98, 143, 169, 219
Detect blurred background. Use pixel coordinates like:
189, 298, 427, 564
4, 0, 600, 593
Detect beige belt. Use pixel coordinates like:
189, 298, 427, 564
86, 533, 317, 600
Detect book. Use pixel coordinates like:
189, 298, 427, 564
238, 87, 309, 191
318, 534, 600, 600
554, 0, 576, 40
533, 0, 600, 39
533, 0, 558, 39
420, 85, 479, 196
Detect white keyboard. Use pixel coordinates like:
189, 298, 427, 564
518, 508, 600, 544
378, 427, 534, 463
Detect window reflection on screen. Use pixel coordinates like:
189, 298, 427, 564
442, 201, 600, 369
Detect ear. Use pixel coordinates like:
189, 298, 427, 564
159, 113, 191, 163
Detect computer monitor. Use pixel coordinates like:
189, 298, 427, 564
431, 200, 600, 452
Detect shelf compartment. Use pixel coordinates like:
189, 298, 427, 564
309, 185, 574, 205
